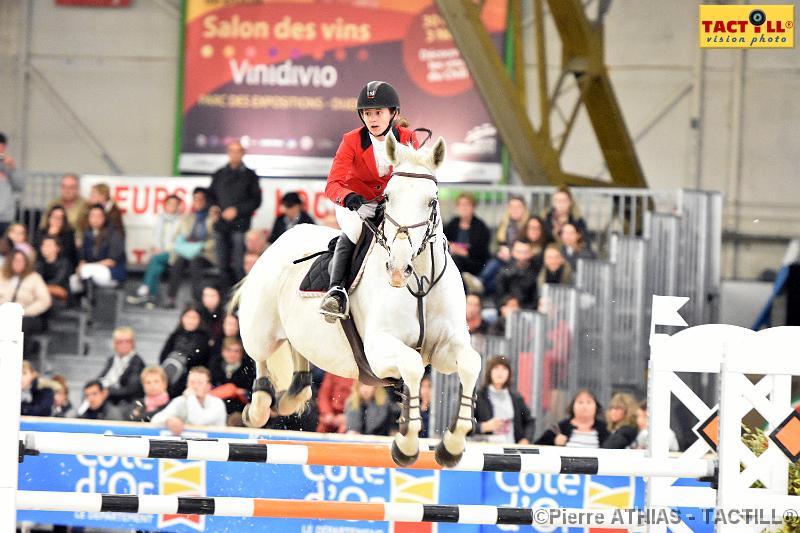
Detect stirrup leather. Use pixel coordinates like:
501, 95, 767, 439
319, 286, 350, 320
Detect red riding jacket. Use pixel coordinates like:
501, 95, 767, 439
325, 125, 420, 207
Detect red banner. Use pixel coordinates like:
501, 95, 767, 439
178, 0, 507, 182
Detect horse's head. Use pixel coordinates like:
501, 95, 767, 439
382, 132, 446, 288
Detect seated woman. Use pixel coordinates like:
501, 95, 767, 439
35, 204, 78, 269
542, 185, 588, 243
345, 382, 393, 436
474, 355, 535, 444
4, 222, 36, 260
602, 392, 640, 449
210, 336, 255, 416
198, 285, 224, 340
523, 216, 550, 270
159, 304, 211, 398
535, 389, 609, 448
35, 236, 71, 302
480, 195, 529, 294
127, 366, 171, 422
559, 223, 597, 271
0, 249, 52, 354
70, 204, 127, 298
537, 244, 573, 289
20, 361, 54, 417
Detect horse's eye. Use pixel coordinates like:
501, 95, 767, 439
428, 198, 437, 208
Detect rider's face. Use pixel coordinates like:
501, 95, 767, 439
362, 108, 393, 137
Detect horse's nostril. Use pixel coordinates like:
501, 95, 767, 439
404, 265, 413, 276
386, 262, 391, 271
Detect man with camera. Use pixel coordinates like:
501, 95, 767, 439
0, 132, 22, 237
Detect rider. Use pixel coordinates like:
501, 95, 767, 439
319, 81, 419, 322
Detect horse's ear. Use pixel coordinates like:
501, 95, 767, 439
431, 136, 446, 169
385, 131, 399, 165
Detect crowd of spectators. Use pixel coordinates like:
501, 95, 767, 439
5, 132, 667, 452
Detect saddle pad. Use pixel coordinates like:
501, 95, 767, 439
298, 223, 375, 296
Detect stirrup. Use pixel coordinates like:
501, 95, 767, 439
319, 286, 350, 322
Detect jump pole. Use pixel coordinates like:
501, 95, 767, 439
21, 431, 715, 478
15, 490, 651, 529
0, 303, 24, 531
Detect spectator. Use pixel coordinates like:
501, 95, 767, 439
523, 216, 550, 263
0, 249, 52, 355
42, 173, 88, 232
0, 132, 21, 238
35, 237, 71, 302
466, 294, 488, 334
243, 252, 259, 275
559, 223, 597, 270
198, 285, 224, 340
165, 187, 217, 307
269, 192, 315, 244
633, 400, 679, 451
245, 228, 268, 255
316, 372, 354, 433
49, 374, 76, 418
494, 239, 539, 310
151, 366, 228, 435
535, 389, 609, 447
4, 222, 35, 259
35, 205, 78, 269
210, 337, 254, 416
20, 361, 54, 417
490, 295, 520, 336
97, 326, 145, 406
537, 244, 573, 289
210, 313, 242, 357
444, 193, 491, 279
70, 204, 127, 299
419, 372, 431, 438
480, 195, 529, 294
127, 194, 182, 306
542, 185, 588, 243
79, 380, 123, 420
208, 141, 262, 291
127, 366, 171, 422
474, 355, 535, 444
345, 382, 393, 436
159, 304, 211, 398
602, 392, 640, 449
84, 183, 124, 235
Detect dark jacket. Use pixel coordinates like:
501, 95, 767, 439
97, 353, 145, 405
444, 215, 492, 276
81, 400, 123, 421
35, 255, 71, 291
602, 424, 639, 449
561, 245, 597, 271
494, 261, 540, 309
209, 355, 255, 414
159, 328, 211, 397
21, 378, 54, 417
81, 227, 127, 281
269, 211, 316, 244
34, 229, 78, 269
345, 399, 393, 436
542, 208, 588, 242
535, 418, 610, 446
208, 164, 262, 232
474, 386, 535, 444
200, 306, 224, 340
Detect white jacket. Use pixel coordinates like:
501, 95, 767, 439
150, 393, 227, 428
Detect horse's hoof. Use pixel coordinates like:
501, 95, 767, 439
242, 404, 268, 428
391, 441, 419, 467
434, 441, 462, 468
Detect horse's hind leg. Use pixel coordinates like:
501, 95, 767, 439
276, 345, 313, 416
242, 340, 283, 428
431, 340, 481, 467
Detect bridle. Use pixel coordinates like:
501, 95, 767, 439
361, 171, 441, 261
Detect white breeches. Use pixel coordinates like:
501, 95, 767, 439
335, 203, 378, 243
69, 263, 117, 293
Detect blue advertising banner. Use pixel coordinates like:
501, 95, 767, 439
17, 419, 713, 533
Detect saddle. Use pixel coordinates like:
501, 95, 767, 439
298, 222, 375, 296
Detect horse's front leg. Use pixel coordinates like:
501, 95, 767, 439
365, 332, 425, 467
431, 339, 481, 467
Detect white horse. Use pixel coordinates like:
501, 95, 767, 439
229, 133, 481, 467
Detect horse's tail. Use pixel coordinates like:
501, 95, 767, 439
227, 277, 247, 316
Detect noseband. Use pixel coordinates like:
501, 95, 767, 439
362, 171, 440, 260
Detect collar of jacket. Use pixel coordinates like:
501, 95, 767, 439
360, 126, 402, 150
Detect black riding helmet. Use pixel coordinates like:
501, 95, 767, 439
357, 81, 400, 137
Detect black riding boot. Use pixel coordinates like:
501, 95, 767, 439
319, 234, 356, 323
